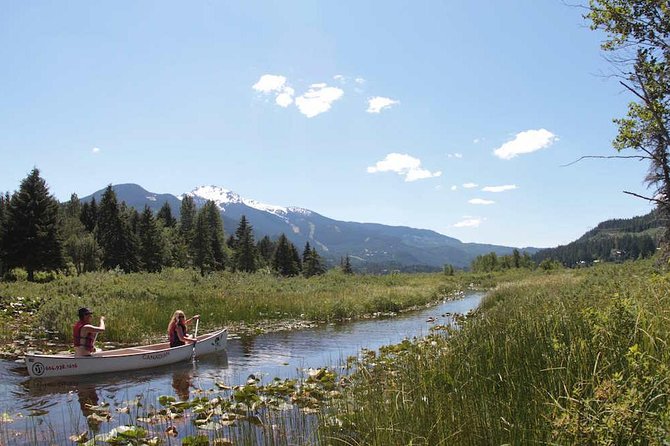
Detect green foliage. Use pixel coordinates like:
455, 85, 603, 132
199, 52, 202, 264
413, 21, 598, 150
303, 243, 325, 277
272, 234, 301, 277
138, 206, 164, 273
586, 1, 670, 256
340, 255, 353, 275
191, 209, 214, 276
325, 261, 670, 445
96, 186, 140, 273
231, 215, 257, 273
156, 201, 176, 228
2, 168, 65, 281
470, 250, 534, 272
0, 267, 472, 344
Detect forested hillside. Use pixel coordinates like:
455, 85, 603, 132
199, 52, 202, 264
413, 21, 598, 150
532, 210, 661, 266
0, 170, 327, 281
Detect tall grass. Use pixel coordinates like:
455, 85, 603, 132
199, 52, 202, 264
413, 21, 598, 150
324, 261, 670, 444
0, 268, 473, 346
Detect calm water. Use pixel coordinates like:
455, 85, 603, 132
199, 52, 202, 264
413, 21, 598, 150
0, 292, 483, 444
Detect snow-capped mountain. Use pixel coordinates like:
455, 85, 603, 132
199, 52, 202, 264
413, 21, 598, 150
83, 183, 535, 271
184, 186, 312, 222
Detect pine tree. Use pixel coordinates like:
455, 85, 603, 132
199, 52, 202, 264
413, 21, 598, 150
203, 201, 227, 270
191, 208, 213, 276
302, 242, 312, 265
179, 195, 197, 244
303, 244, 325, 277
341, 255, 353, 275
138, 206, 164, 273
256, 235, 275, 267
157, 202, 176, 228
0, 192, 10, 275
272, 234, 300, 276
80, 197, 97, 233
2, 168, 65, 281
232, 215, 257, 272
96, 185, 140, 272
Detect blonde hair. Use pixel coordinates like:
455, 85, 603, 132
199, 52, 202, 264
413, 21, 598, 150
168, 310, 186, 333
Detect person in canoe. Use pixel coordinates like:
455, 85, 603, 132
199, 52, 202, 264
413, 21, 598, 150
168, 310, 200, 347
73, 307, 106, 356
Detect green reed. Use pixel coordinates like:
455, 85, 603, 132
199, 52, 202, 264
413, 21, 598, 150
0, 268, 474, 346
323, 261, 670, 445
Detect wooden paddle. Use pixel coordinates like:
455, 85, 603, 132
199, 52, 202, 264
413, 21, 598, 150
191, 318, 199, 360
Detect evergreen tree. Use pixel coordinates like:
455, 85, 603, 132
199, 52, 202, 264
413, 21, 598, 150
203, 201, 227, 270
0, 192, 9, 275
96, 185, 140, 272
191, 209, 213, 276
256, 235, 275, 267
80, 197, 97, 233
272, 234, 300, 276
179, 195, 197, 244
302, 242, 312, 265
2, 168, 65, 281
303, 245, 325, 277
341, 255, 353, 274
138, 206, 164, 273
157, 202, 176, 228
232, 215, 257, 272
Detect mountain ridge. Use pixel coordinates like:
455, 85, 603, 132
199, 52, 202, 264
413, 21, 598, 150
82, 183, 538, 271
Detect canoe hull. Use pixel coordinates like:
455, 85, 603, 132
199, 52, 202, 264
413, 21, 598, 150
25, 329, 227, 379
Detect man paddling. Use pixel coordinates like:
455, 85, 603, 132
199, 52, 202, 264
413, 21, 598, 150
73, 307, 106, 356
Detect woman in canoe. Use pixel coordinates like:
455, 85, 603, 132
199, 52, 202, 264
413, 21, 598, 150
168, 310, 200, 347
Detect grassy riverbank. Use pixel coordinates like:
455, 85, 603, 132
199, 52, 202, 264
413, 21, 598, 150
0, 268, 482, 354
324, 260, 670, 444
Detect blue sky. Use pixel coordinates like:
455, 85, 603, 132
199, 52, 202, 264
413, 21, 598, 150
0, 1, 654, 248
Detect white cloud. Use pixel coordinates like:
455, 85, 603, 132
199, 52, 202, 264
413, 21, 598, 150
355, 77, 366, 84
469, 198, 495, 205
253, 74, 295, 108
482, 184, 518, 193
454, 217, 482, 228
493, 128, 558, 160
275, 87, 295, 107
451, 185, 458, 191
333, 74, 345, 83
295, 84, 344, 118
462, 182, 478, 189
447, 153, 463, 159
473, 138, 484, 144
92, 147, 100, 154
367, 96, 399, 114
252, 74, 287, 93
367, 153, 442, 182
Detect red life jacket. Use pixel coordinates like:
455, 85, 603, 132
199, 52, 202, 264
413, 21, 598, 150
169, 322, 187, 347
73, 320, 95, 352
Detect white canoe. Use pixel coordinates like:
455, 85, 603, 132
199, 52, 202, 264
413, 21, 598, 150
24, 328, 227, 379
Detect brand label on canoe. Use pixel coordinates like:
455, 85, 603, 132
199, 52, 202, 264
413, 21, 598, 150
142, 351, 170, 361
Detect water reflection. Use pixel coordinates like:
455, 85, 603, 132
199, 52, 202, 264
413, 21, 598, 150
171, 368, 192, 401
77, 382, 99, 416
0, 292, 482, 445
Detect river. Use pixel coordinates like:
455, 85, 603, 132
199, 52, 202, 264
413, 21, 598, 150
0, 292, 483, 444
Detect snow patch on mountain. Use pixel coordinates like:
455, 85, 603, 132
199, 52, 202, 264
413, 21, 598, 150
185, 185, 312, 219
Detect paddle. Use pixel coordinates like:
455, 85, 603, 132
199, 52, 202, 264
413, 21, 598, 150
191, 318, 199, 361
